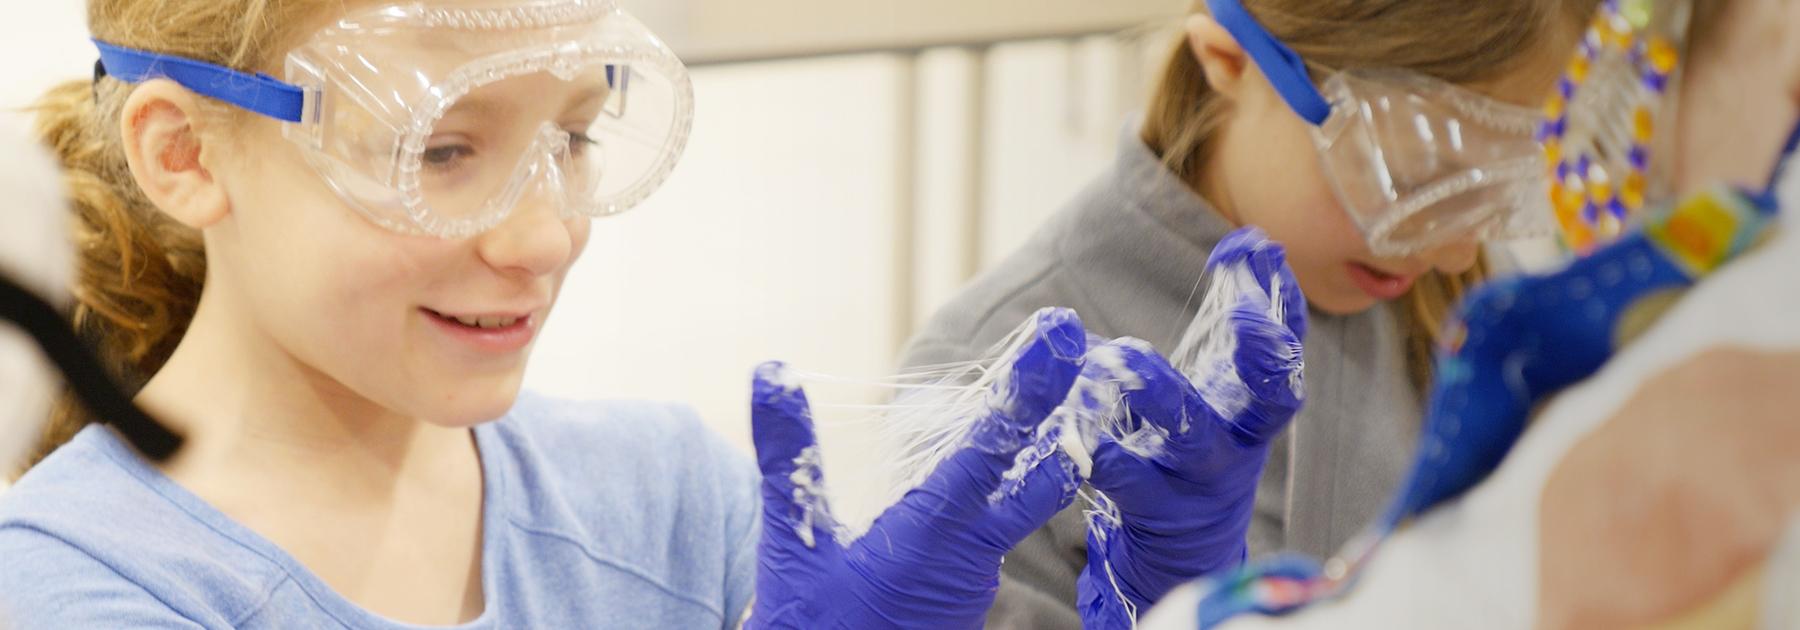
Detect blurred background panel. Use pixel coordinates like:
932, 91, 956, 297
641, 0, 1182, 65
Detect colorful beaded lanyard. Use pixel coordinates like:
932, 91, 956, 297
1541, 0, 1687, 254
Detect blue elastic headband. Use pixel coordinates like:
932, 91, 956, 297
1202, 0, 1333, 125
93, 39, 307, 123
93, 39, 626, 125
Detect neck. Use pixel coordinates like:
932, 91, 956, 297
137, 284, 474, 499
134, 268, 488, 624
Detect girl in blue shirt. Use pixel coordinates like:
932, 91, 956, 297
0, 0, 1308, 627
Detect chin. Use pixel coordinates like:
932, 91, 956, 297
1313, 293, 1379, 316
1295, 274, 1379, 317
414, 374, 527, 428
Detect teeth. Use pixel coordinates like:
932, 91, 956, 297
446, 314, 519, 329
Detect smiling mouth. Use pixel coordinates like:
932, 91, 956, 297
425, 309, 522, 329
421, 308, 532, 330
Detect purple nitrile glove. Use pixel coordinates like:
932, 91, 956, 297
1077, 228, 1308, 628
747, 308, 1089, 629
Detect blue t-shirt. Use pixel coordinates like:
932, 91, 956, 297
0, 394, 761, 628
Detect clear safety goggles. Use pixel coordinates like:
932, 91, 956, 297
1208, 0, 1553, 258
95, 0, 692, 239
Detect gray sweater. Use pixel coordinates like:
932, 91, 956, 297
899, 123, 1423, 629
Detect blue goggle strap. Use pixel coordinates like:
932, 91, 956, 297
93, 39, 307, 123
1202, 0, 1333, 125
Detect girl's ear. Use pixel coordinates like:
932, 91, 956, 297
1186, 13, 1253, 103
120, 79, 230, 230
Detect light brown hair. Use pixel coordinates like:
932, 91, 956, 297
1142, 0, 1602, 390
24, 0, 332, 470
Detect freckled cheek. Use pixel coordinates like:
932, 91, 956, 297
1284, 225, 1386, 312
316, 269, 409, 337
1280, 194, 1366, 266
328, 244, 452, 318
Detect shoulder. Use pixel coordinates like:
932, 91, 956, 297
0, 428, 281, 627
0, 527, 208, 627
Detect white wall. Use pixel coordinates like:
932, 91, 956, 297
0, 4, 94, 111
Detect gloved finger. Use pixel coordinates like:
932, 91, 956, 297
1082, 338, 1214, 491
1090, 338, 1197, 439
752, 361, 817, 485
1086, 436, 1146, 497
1203, 226, 1271, 273
1243, 241, 1308, 342
923, 308, 1085, 517
965, 307, 1087, 456
979, 425, 1081, 548
1223, 301, 1304, 447
1205, 228, 1306, 341
751, 361, 838, 549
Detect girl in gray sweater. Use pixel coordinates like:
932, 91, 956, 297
902, 0, 1602, 626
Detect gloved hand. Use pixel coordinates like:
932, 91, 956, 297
747, 308, 1088, 629
1203, 227, 1307, 343
1075, 228, 1308, 628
